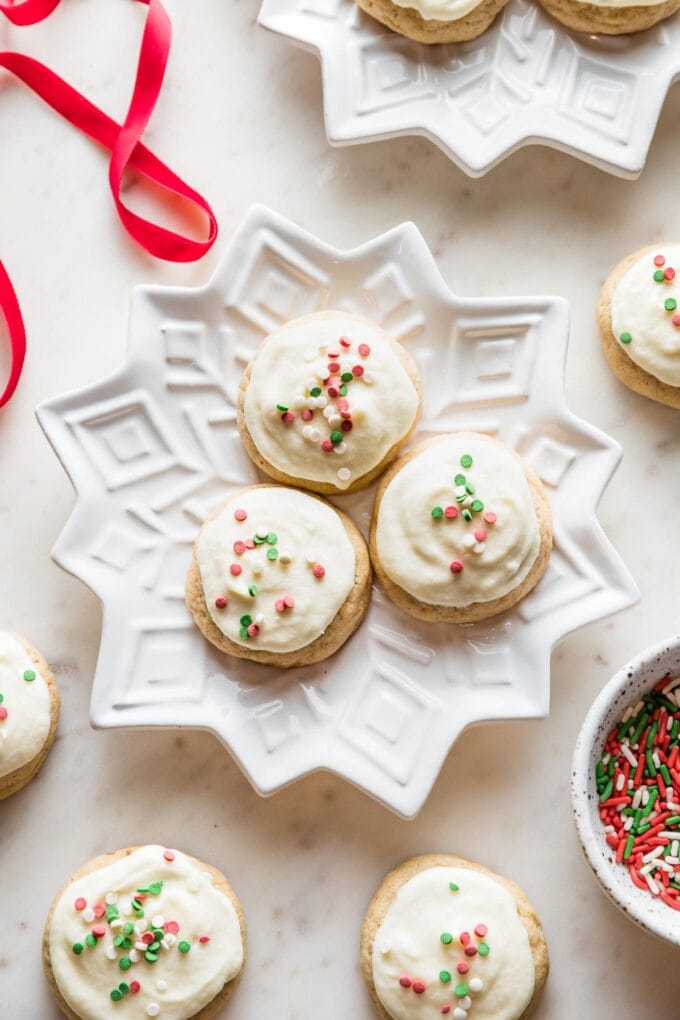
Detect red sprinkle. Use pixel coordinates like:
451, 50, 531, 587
284, 595, 295, 609
215, 596, 228, 609
337, 398, 349, 412
92, 925, 106, 939
234, 509, 247, 522
275, 599, 285, 613
230, 564, 242, 577
74, 898, 87, 911
464, 945, 478, 957
164, 921, 180, 934
399, 977, 412, 989
0, 707, 8, 721
301, 408, 314, 421
665, 267, 676, 281
474, 528, 487, 542
199, 936, 211, 944
321, 440, 333, 453
130, 981, 141, 994
340, 336, 351, 349
93, 904, 105, 919
483, 511, 497, 525
450, 560, 463, 574
358, 343, 371, 357
327, 386, 339, 398
281, 411, 295, 425
352, 364, 364, 377
444, 506, 458, 519
313, 564, 326, 578
412, 981, 426, 995
233, 540, 246, 555
441, 1008, 451, 1016
457, 962, 469, 975
474, 923, 488, 937
141, 932, 154, 945
245, 538, 256, 550
460, 931, 471, 946
328, 362, 341, 374
247, 624, 260, 638
163, 850, 175, 862
341, 419, 353, 432
673, 314, 680, 328
654, 254, 666, 267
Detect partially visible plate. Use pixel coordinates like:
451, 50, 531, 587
37, 204, 638, 817
259, 0, 680, 178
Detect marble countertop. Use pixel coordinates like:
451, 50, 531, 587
1, 1, 679, 1017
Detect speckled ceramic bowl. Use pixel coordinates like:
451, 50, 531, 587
572, 635, 680, 946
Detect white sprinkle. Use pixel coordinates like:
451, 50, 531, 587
616, 774, 625, 792
105, 892, 118, 905
632, 788, 642, 810
255, 525, 268, 538
641, 787, 650, 807
337, 468, 351, 482
255, 612, 265, 626
135, 941, 148, 952
469, 977, 484, 993
624, 817, 633, 831
316, 395, 328, 409
310, 429, 321, 442
453, 1009, 468, 1020
307, 397, 317, 410
278, 550, 292, 565
379, 942, 391, 955
460, 997, 472, 1010
333, 441, 347, 454
454, 485, 466, 498
603, 752, 612, 764
305, 378, 316, 391
604, 824, 616, 834
304, 349, 316, 362
322, 406, 333, 420
252, 561, 263, 576
135, 923, 145, 935
152, 915, 164, 928
129, 949, 140, 963
463, 534, 475, 549
156, 980, 167, 993
653, 751, 661, 768
643, 846, 665, 863
473, 542, 486, 554
302, 425, 313, 439
621, 744, 637, 768
293, 395, 306, 410
83, 908, 95, 923
363, 371, 374, 384
672, 840, 679, 857
659, 831, 680, 840
106, 946, 117, 960
147, 1006, 160, 1018
329, 414, 341, 427
639, 862, 658, 876
110, 918, 123, 930
645, 874, 660, 895
621, 707, 634, 723
164, 933, 176, 948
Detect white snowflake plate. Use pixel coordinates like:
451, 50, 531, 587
37, 205, 638, 817
258, 0, 680, 178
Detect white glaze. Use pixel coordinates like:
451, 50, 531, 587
242, 311, 419, 491
196, 487, 356, 653
611, 247, 680, 387
388, 0, 489, 21
49, 846, 244, 1020
371, 866, 535, 1020
0, 632, 51, 779
375, 435, 540, 608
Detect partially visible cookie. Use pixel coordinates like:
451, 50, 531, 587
598, 245, 680, 409
361, 854, 549, 1020
370, 433, 552, 623
536, 0, 679, 34
355, 0, 510, 42
0, 631, 60, 800
237, 310, 421, 495
186, 484, 371, 668
43, 844, 246, 1020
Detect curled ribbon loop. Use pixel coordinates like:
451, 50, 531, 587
0, 0, 218, 407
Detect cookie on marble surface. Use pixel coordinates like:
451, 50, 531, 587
186, 484, 371, 668
370, 433, 552, 623
598, 245, 680, 409
536, 0, 679, 34
43, 844, 246, 1020
355, 0, 510, 42
361, 854, 549, 1020
237, 310, 421, 495
0, 631, 60, 801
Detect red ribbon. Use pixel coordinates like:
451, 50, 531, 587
0, 0, 218, 407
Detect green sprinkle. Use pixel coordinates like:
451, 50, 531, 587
599, 779, 613, 803
266, 532, 277, 545
665, 298, 678, 312
149, 941, 160, 952
254, 534, 265, 544
178, 940, 191, 954
330, 431, 343, 444
123, 922, 134, 936
455, 983, 469, 997
113, 935, 125, 948
454, 474, 466, 486
654, 269, 665, 282
148, 882, 163, 895
266, 548, 278, 561
666, 815, 680, 826
276, 403, 288, 412
646, 751, 657, 778
471, 499, 484, 513
341, 372, 353, 383
118, 983, 130, 996
449, 882, 459, 892
111, 990, 123, 1002
248, 584, 258, 597
310, 386, 322, 397
239, 627, 249, 640
623, 835, 635, 860
23, 669, 36, 682
136, 886, 150, 894
465, 482, 475, 495
431, 506, 444, 519
460, 454, 473, 468
85, 934, 97, 949
106, 906, 119, 921
619, 332, 632, 345
339, 384, 348, 396
0, 694, 3, 703
462, 509, 472, 521
153, 929, 164, 940
72, 942, 84, 955
440, 932, 453, 945
145, 951, 159, 963
119, 957, 131, 971
440, 970, 452, 984
131, 898, 143, 911
240, 614, 253, 627
477, 942, 490, 956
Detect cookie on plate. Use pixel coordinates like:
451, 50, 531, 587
355, 0, 510, 42
237, 311, 421, 495
0, 631, 60, 800
536, 0, 679, 34
43, 844, 246, 1020
598, 245, 680, 409
186, 484, 371, 668
361, 854, 549, 1020
370, 433, 552, 623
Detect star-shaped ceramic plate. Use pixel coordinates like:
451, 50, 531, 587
258, 0, 680, 178
37, 205, 638, 817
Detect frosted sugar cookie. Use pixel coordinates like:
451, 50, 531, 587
370, 433, 552, 623
536, 0, 679, 34
598, 245, 680, 409
361, 854, 549, 1020
43, 845, 246, 1020
0, 631, 59, 800
186, 485, 371, 668
355, 0, 510, 42
237, 311, 421, 495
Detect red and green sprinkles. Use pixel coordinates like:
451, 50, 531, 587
621, 253, 680, 346
0, 665, 40, 722
430, 453, 498, 578
597, 675, 680, 909
397, 880, 489, 1017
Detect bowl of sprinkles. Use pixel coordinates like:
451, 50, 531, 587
572, 635, 680, 944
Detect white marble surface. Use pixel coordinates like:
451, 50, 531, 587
1, 1, 679, 1017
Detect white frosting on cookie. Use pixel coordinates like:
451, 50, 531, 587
49, 845, 244, 1020
0, 632, 51, 779
371, 866, 535, 1020
196, 486, 356, 654
242, 312, 419, 491
387, 0, 488, 20
611, 247, 680, 387
375, 435, 540, 608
